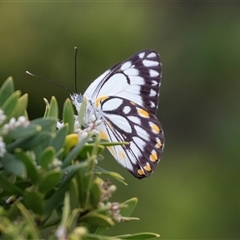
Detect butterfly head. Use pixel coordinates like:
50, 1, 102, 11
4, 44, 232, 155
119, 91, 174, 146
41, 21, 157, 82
70, 93, 83, 112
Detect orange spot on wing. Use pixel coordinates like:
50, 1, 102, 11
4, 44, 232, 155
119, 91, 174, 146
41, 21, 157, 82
156, 138, 162, 148
137, 168, 145, 176
100, 130, 109, 140
137, 108, 150, 118
95, 96, 108, 107
150, 122, 160, 134
107, 146, 114, 155
119, 151, 127, 160
150, 150, 158, 162
144, 163, 152, 172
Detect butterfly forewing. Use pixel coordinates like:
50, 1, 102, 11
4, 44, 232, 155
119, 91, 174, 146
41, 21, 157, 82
84, 50, 162, 115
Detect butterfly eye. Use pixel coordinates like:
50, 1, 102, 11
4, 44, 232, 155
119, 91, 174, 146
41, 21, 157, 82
76, 94, 83, 103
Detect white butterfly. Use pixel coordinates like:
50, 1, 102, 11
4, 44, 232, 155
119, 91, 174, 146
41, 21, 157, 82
71, 50, 165, 179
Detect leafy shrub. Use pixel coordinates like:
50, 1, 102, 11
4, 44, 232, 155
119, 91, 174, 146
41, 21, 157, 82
0, 77, 159, 240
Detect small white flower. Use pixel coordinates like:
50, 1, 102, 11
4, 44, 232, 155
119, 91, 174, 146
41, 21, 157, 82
110, 202, 122, 222
91, 129, 100, 135
108, 185, 117, 193
90, 113, 96, 123
57, 121, 64, 129
8, 118, 16, 129
55, 226, 67, 240
106, 202, 112, 208
51, 158, 62, 168
95, 119, 102, 126
0, 136, 6, 157
1, 116, 29, 134
78, 131, 88, 140
100, 180, 117, 202
17, 116, 29, 127
0, 109, 6, 125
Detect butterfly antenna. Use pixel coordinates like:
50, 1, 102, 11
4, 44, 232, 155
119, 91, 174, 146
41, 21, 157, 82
74, 46, 78, 93
26, 71, 72, 93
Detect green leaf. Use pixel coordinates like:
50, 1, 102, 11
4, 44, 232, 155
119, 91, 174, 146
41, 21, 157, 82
15, 149, 39, 184
73, 167, 85, 207
95, 166, 127, 185
7, 132, 53, 152
45, 183, 68, 213
46, 96, 58, 118
120, 198, 138, 218
80, 212, 114, 227
0, 77, 14, 107
62, 161, 89, 208
100, 140, 130, 147
69, 178, 80, 209
6, 202, 20, 220
90, 177, 103, 208
23, 191, 44, 215
43, 98, 50, 117
0, 174, 24, 195
79, 143, 105, 160
50, 125, 68, 152
61, 159, 88, 173
61, 193, 70, 226
115, 232, 160, 239
1, 91, 21, 121
45, 161, 88, 212
39, 146, 55, 170
63, 98, 75, 134
0, 152, 26, 177
8, 93, 28, 119
38, 169, 62, 196
66, 208, 83, 232
17, 202, 40, 239
31, 117, 57, 132
82, 155, 96, 208
78, 96, 87, 129
4, 124, 41, 140
83, 234, 121, 240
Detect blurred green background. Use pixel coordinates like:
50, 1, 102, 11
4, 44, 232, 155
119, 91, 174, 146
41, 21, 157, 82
1, 2, 240, 239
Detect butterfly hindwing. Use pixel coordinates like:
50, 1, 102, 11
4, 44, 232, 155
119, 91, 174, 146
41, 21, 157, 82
96, 96, 164, 179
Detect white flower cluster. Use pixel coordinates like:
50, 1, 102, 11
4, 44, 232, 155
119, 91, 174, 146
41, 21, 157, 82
100, 179, 117, 202
2, 116, 29, 134
57, 114, 102, 143
98, 201, 122, 222
97, 179, 123, 222
0, 108, 29, 157
0, 109, 7, 157
49, 158, 62, 169
74, 116, 102, 140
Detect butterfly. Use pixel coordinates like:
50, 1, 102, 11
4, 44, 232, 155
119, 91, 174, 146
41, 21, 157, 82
70, 50, 165, 179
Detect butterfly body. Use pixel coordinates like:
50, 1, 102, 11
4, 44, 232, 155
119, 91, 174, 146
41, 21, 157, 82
71, 50, 164, 179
